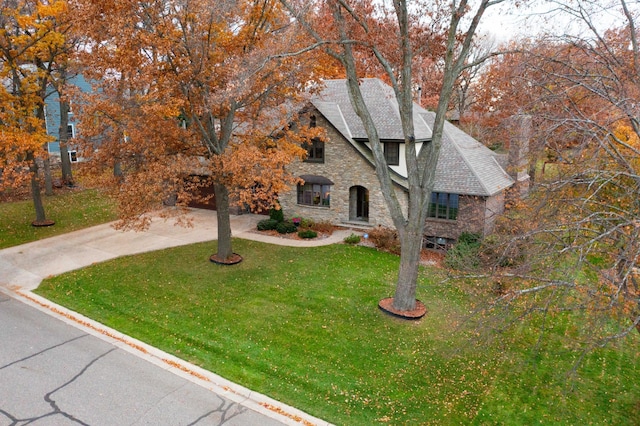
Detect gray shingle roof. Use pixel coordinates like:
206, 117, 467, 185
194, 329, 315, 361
313, 79, 432, 141
311, 78, 514, 196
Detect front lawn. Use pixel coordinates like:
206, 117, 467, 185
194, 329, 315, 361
0, 188, 117, 249
36, 239, 640, 425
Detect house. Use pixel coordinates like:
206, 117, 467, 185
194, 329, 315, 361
44, 73, 93, 163
278, 78, 518, 248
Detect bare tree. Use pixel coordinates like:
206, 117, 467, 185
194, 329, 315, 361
473, 0, 640, 351
281, 0, 506, 313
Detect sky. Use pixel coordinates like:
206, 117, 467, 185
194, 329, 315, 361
477, 0, 635, 43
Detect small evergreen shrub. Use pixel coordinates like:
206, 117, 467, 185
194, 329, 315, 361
445, 232, 482, 270
269, 206, 284, 223
257, 219, 279, 231
276, 220, 297, 234
298, 229, 317, 239
343, 233, 361, 244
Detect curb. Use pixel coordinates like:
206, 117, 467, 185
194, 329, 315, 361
3, 287, 333, 426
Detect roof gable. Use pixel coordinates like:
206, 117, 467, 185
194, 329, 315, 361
312, 79, 432, 141
311, 78, 514, 196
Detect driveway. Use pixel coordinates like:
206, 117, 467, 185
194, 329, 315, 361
0, 209, 338, 426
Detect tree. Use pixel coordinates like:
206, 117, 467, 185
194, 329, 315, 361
470, 0, 640, 351
73, 0, 324, 262
282, 0, 506, 313
0, 0, 67, 225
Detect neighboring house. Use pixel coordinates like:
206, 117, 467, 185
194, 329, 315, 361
279, 78, 518, 248
44, 73, 93, 163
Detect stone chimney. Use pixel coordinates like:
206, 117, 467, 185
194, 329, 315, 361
506, 114, 531, 199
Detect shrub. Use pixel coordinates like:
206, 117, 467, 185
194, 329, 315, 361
257, 219, 279, 231
445, 232, 482, 271
368, 226, 401, 255
300, 217, 315, 229
343, 233, 361, 244
269, 206, 284, 223
298, 229, 318, 239
276, 220, 297, 234
310, 220, 334, 234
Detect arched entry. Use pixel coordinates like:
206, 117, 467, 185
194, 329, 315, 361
349, 185, 369, 222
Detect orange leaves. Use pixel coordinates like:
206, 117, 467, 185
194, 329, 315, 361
72, 0, 329, 228
0, 0, 64, 192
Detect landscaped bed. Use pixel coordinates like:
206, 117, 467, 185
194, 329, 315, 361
36, 239, 640, 425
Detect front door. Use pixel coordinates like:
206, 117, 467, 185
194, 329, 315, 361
350, 186, 369, 221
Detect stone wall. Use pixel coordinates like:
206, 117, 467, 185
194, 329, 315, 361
280, 109, 503, 243
279, 111, 407, 228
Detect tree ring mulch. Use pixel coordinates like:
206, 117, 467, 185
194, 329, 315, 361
378, 297, 427, 320
31, 220, 55, 227
209, 253, 243, 265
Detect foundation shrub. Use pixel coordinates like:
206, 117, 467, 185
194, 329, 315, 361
368, 226, 401, 255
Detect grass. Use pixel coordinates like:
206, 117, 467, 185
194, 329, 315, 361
36, 239, 640, 425
0, 188, 117, 249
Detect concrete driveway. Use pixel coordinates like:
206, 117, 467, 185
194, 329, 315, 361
0, 209, 339, 426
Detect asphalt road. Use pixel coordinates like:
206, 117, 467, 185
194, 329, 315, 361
0, 290, 289, 426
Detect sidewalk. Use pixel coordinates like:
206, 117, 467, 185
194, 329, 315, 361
0, 208, 344, 426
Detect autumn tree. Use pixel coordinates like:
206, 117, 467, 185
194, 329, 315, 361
73, 0, 324, 262
0, 0, 67, 225
281, 0, 507, 313
470, 0, 640, 350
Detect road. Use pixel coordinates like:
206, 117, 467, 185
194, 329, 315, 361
0, 290, 312, 426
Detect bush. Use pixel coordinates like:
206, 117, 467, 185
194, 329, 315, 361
269, 206, 284, 223
343, 233, 361, 244
300, 217, 315, 229
257, 219, 279, 231
445, 232, 482, 271
310, 220, 334, 234
276, 220, 297, 234
298, 229, 318, 239
368, 226, 401, 255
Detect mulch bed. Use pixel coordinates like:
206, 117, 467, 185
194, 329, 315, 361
252, 228, 335, 241
31, 220, 56, 227
378, 297, 427, 320
210, 253, 243, 265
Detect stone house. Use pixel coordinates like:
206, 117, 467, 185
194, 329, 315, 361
278, 79, 517, 248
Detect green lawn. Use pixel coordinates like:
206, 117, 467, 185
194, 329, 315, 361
36, 239, 640, 425
0, 189, 117, 249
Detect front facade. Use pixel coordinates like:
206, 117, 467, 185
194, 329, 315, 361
279, 79, 516, 246
279, 111, 408, 229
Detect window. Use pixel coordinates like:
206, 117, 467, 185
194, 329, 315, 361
303, 138, 324, 163
384, 142, 400, 166
66, 124, 75, 139
428, 192, 459, 220
297, 183, 331, 207
424, 236, 453, 250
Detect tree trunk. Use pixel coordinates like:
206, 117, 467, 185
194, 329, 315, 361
28, 152, 47, 224
59, 99, 73, 185
43, 155, 53, 195
392, 224, 423, 311
214, 182, 233, 260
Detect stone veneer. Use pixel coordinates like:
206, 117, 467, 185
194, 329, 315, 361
279, 109, 503, 242
279, 112, 407, 228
